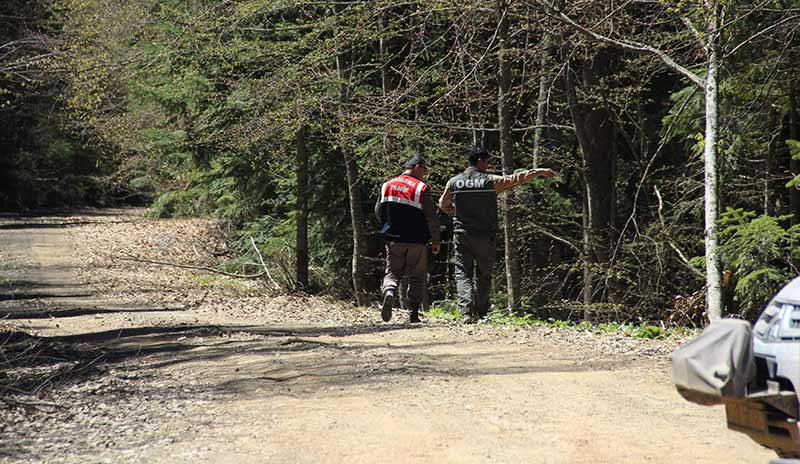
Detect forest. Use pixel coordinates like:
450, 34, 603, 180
4, 0, 800, 326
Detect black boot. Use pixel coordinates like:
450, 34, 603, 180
381, 291, 395, 322
409, 303, 422, 324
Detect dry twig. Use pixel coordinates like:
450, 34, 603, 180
113, 254, 266, 279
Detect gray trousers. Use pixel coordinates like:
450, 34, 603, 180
454, 232, 496, 317
382, 242, 428, 306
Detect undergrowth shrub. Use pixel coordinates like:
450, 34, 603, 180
717, 208, 800, 318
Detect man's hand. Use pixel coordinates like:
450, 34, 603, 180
535, 168, 556, 178
432, 243, 441, 255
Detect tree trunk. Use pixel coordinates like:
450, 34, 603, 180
342, 145, 370, 306
582, 169, 592, 320
336, 50, 370, 306
703, 0, 723, 321
379, 16, 400, 97
295, 125, 309, 290
532, 39, 550, 169
565, 46, 616, 305
765, 122, 776, 216
497, 0, 522, 312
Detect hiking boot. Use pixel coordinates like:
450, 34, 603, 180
381, 291, 395, 322
409, 305, 422, 324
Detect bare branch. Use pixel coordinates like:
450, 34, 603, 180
655, 185, 705, 278
113, 255, 266, 279
534, 2, 705, 90
250, 237, 280, 290
533, 226, 581, 253
682, 17, 707, 56
724, 14, 800, 59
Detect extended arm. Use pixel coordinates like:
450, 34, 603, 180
492, 168, 555, 194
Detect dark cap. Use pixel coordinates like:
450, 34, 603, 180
404, 154, 427, 169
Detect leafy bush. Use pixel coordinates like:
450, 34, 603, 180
147, 189, 207, 218
423, 301, 462, 322
635, 325, 665, 339
718, 208, 800, 317
229, 215, 354, 296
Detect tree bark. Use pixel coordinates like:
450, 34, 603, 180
336, 49, 370, 306
379, 15, 400, 97
704, 0, 723, 321
765, 122, 776, 216
342, 145, 369, 306
497, 0, 522, 312
295, 124, 309, 290
582, 181, 592, 320
533, 38, 550, 169
565, 46, 616, 305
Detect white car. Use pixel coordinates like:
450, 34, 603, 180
753, 277, 800, 398
673, 277, 800, 461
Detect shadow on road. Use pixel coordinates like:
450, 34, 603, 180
1, 306, 188, 319
2, 321, 626, 405
0, 220, 135, 230
0, 292, 92, 302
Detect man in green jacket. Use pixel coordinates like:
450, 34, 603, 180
438, 148, 555, 323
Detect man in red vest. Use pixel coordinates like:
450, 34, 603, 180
375, 155, 441, 323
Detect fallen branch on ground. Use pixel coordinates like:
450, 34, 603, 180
113, 254, 266, 279
1, 397, 63, 410
250, 237, 280, 290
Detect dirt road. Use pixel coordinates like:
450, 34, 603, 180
0, 211, 775, 463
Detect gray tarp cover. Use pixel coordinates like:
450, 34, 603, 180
671, 319, 755, 405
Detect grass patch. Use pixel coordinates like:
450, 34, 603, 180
192, 274, 262, 296
423, 300, 462, 322
423, 300, 694, 339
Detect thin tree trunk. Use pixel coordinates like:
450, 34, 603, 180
532, 39, 550, 169
497, 0, 521, 312
564, 46, 616, 307
765, 126, 776, 216
336, 50, 370, 306
379, 7, 401, 98
380, 32, 389, 98
295, 125, 309, 290
561, 37, 594, 315
582, 177, 592, 320
704, 0, 723, 321
342, 147, 369, 306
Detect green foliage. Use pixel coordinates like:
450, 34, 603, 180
233, 216, 295, 258
661, 83, 705, 150
147, 189, 206, 218
193, 274, 262, 296
635, 325, 665, 340
786, 140, 800, 190
718, 208, 800, 315
786, 139, 800, 160
423, 301, 681, 338
423, 301, 462, 322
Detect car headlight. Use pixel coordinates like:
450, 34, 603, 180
755, 303, 800, 341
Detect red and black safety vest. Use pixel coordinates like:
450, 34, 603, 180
378, 174, 431, 244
